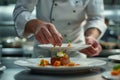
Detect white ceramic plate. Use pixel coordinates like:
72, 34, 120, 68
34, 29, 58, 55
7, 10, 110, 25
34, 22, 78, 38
14, 58, 106, 74
38, 43, 90, 51
0, 64, 6, 71
102, 71, 120, 80
108, 55, 120, 61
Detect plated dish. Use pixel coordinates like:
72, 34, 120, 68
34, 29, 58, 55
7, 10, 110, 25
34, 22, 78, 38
14, 58, 106, 74
38, 43, 90, 51
0, 64, 6, 71
108, 55, 120, 61
102, 64, 120, 80
102, 71, 120, 80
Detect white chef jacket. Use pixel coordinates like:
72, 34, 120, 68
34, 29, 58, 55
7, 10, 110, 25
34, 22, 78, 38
13, 0, 107, 57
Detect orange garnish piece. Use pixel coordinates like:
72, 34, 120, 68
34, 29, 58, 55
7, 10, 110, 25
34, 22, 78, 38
111, 70, 120, 76
39, 59, 49, 66
53, 61, 61, 66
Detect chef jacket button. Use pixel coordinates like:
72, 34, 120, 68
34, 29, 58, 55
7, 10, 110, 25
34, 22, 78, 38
67, 22, 71, 25
51, 18, 55, 21
54, 3, 58, 6
63, 34, 67, 37
73, 10, 76, 13
76, 1, 79, 3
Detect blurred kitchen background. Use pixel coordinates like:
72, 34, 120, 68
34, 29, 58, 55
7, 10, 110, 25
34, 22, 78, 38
0, 0, 120, 58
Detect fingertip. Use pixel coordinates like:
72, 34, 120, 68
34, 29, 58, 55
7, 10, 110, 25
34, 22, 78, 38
58, 43, 62, 46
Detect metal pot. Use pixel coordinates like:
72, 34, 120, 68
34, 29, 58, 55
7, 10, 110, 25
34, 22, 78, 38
99, 49, 120, 57
1, 37, 26, 48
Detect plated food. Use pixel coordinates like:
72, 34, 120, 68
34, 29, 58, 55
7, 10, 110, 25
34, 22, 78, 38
14, 42, 106, 74
38, 42, 79, 67
14, 58, 106, 74
39, 51, 80, 67
102, 64, 120, 80
111, 64, 120, 76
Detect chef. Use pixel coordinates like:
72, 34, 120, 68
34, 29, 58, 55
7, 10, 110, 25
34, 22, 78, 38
13, 0, 107, 57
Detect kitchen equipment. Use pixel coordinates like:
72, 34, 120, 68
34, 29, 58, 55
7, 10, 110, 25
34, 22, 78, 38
0, 64, 6, 71
99, 49, 120, 57
1, 37, 27, 57
1, 37, 25, 48
108, 54, 120, 61
0, 45, 6, 72
0, 45, 2, 62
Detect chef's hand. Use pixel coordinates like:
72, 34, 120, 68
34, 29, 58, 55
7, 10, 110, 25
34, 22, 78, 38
80, 36, 102, 57
24, 19, 62, 46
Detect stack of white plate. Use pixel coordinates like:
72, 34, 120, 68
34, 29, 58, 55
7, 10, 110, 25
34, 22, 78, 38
0, 63, 6, 71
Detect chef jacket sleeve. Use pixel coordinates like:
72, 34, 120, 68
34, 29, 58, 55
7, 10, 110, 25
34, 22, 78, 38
13, 0, 38, 38
84, 0, 107, 40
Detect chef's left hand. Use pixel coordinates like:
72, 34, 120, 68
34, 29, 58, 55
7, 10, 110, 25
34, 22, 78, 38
80, 36, 102, 57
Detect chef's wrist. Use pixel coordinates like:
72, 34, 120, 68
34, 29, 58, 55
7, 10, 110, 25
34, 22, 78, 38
85, 28, 101, 39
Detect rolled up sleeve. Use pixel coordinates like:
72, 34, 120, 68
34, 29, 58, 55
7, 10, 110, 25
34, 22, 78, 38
13, 0, 38, 37
84, 0, 107, 39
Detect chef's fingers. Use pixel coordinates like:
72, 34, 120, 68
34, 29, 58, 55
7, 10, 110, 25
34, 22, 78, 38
80, 46, 98, 57
35, 30, 49, 44
39, 29, 52, 44
35, 23, 62, 46
47, 24, 62, 46
35, 34, 44, 44
85, 47, 98, 56
80, 48, 90, 56
41, 28, 55, 45
88, 45, 101, 56
49, 29, 62, 46
87, 39, 102, 55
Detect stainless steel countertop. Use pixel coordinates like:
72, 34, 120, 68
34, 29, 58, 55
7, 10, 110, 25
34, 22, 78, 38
0, 68, 24, 80
0, 68, 107, 80
0, 57, 111, 80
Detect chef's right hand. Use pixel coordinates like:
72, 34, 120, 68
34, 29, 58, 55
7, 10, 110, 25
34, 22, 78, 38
24, 19, 63, 46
